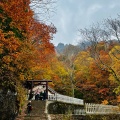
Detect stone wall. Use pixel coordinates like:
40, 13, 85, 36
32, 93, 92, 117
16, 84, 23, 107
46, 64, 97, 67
47, 101, 84, 114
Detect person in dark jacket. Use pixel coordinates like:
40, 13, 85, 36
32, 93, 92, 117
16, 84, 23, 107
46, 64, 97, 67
43, 90, 46, 100
27, 101, 32, 115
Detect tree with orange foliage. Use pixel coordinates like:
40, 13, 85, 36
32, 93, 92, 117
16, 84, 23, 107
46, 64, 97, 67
74, 50, 117, 104
79, 23, 120, 103
0, 0, 56, 118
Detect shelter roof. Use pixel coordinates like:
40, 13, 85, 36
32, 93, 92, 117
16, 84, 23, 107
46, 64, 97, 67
27, 79, 52, 82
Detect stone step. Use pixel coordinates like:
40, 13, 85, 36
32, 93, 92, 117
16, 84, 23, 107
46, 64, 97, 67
72, 115, 86, 120
30, 100, 46, 115
16, 114, 48, 120
16, 100, 47, 120
24, 115, 48, 120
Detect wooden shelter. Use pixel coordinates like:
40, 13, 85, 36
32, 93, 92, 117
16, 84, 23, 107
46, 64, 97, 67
26, 79, 52, 99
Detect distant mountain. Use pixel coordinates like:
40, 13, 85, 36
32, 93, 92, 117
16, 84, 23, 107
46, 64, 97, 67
55, 41, 91, 54
77, 41, 91, 50
55, 43, 65, 54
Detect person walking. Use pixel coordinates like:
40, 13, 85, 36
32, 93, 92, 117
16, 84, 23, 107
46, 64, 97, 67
43, 90, 46, 100
27, 101, 32, 115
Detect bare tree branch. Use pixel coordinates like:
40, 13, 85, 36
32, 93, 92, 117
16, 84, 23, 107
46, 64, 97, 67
30, 0, 57, 23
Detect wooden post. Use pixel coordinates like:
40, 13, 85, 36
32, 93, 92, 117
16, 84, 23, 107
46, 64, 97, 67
31, 81, 33, 91
46, 81, 48, 99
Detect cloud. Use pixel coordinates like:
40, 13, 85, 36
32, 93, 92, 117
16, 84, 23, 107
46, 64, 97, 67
59, 11, 67, 33
51, 0, 120, 46
109, 4, 116, 9
87, 4, 102, 16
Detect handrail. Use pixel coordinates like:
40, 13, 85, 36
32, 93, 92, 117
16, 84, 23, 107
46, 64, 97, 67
48, 93, 84, 105
74, 103, 120, 115
84, 103, 120, 114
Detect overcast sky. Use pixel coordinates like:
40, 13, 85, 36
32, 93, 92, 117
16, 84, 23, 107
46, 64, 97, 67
50, 0, 120, 46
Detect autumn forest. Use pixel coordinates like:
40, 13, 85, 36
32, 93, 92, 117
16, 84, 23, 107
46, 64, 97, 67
0, 0, 120, 118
